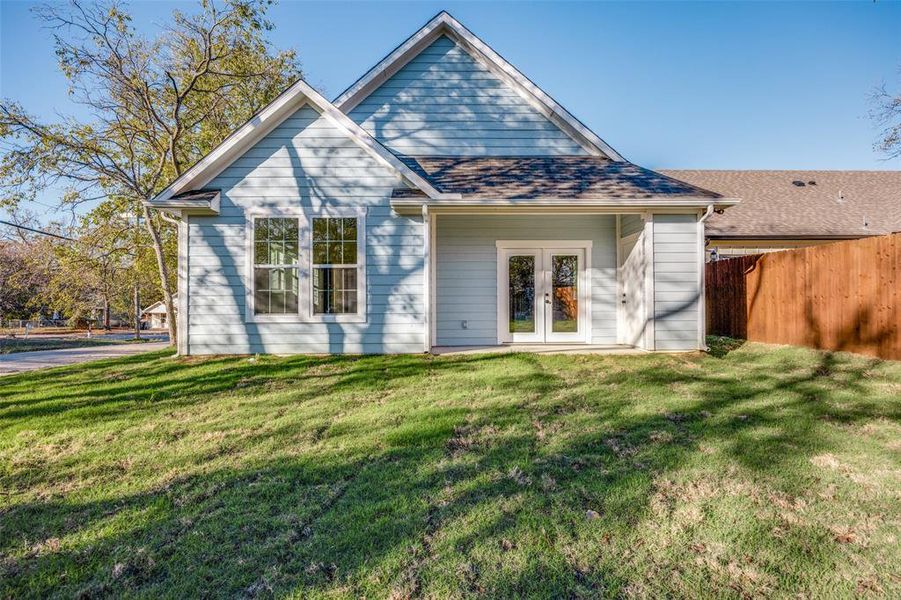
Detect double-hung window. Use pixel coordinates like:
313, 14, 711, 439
312, 217, 360, 315
253, 217, 300, 315
248, 212, 365, 321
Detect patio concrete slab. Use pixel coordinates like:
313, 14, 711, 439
431, 344, 645, 356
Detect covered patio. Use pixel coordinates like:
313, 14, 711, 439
389, 156, 732, 353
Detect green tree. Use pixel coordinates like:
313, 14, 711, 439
0, 0, 300, 344
44, 203, 161, 331
871, 68, 901, 160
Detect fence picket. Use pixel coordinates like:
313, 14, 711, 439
705, 233, 900, 360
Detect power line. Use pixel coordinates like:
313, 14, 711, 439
0, 219, 73, 241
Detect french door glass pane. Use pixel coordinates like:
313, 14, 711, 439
508, 255, 535, 333
551, 255, 578, 333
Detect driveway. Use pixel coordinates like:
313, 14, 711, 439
0, 342, 170, 376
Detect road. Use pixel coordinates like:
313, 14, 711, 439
0, 342, 170, 376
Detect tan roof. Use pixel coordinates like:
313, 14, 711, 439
395, 157, 721, 200
661, 170, 901, 239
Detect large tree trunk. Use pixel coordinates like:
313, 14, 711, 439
143, 205, 177, 348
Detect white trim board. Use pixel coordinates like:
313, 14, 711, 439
495, 240, 593, 344
243, 207, 368, 324
495, 240, 594, 249
147, 80, 448, 210
391, 197, 740, 215
333, 11, 626, 161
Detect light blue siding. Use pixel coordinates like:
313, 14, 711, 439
621, 214, 644, 237
185, 103, 425, 355
348, 35, 588, 156
653, 214, 700, 350
435, 215, 617, 346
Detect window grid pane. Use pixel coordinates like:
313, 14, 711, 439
254, 218, 299, 266
312, 217, 358, 266
253, 267, 299, 315
311, 217, 360, 316
313, 267, 358, 315
253, 217, 299, 315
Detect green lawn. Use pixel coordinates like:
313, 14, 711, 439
1, 338, 899, 598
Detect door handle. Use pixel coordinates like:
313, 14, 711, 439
545, 293, 551, 305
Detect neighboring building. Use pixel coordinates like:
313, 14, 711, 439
148, 12, 737, 356
141, 298, 176, 330
660, 170, 901, 260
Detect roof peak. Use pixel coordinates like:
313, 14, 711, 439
148, 79, 450, 210
333, 11, 625, 161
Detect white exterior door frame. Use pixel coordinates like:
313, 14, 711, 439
616, 230, 645, 347
496, 240, 592, 344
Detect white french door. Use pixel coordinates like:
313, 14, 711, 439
497, 242, 591, 344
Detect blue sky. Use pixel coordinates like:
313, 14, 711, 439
1, 1, 899, 222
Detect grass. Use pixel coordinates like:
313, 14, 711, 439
509, 319, 535, 333
0, 337, 148, 355
1, 337, 899, 598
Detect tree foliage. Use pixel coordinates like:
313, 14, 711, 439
0, 0, 301, 343
871, 68, 901, 160
0, 236, 53, 321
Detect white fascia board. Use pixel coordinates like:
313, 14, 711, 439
390, 196, 740, 215
148, 80, 443, 207
334, 11, 626, 162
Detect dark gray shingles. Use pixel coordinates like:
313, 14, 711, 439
394, 157, 721, 200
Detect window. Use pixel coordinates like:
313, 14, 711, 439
253, 217, 299, 315
312, 217, 360, 315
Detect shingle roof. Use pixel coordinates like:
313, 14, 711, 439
660, 170, 901, 238
393, 157, 722, 200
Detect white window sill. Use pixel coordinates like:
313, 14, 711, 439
245, 313, 367, 324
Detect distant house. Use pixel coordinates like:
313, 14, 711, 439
147, 12, 737, 355
661, 170, 901, 259
141, 298, 176, 330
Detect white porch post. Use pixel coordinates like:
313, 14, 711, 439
422, 205, 432, 353
643, 212, 655, 351
697, 205, 714, 350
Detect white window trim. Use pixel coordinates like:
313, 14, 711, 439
495, 240, 593, 345
244, 207, 367, 324
309, 212, 367, 323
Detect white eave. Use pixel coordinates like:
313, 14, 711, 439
333, 11, 626, 162
390, 196, 742, 215
146, 79, 447, 214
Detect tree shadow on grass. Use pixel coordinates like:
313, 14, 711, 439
2, 349, 899, 598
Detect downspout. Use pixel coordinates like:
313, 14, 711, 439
697, 204, 715, 351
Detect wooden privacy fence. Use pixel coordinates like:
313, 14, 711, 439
706, 233, 901, 360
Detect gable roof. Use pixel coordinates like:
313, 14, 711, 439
147, 79, 450, 213
333, 11, 625, 161
661, 170, 901, 239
